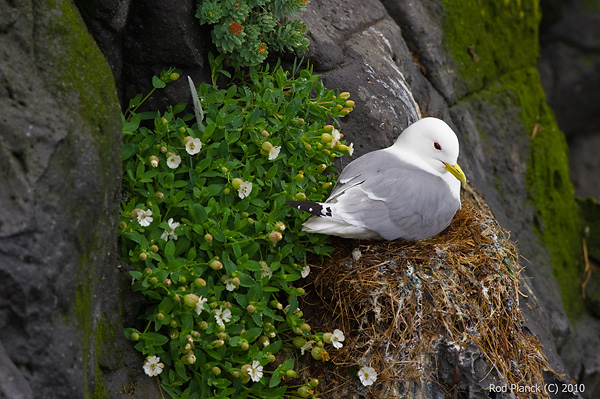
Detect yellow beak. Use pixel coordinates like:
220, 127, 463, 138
444, 162, 467, 186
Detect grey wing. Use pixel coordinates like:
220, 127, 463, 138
326, 151, 459, 240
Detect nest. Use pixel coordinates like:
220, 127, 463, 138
300, 189, 551, 398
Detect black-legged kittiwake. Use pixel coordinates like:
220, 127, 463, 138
288, 117, 467, 240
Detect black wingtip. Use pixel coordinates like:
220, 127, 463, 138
286, 201, 332, 217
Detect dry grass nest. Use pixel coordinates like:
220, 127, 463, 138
299, 191, 551, 398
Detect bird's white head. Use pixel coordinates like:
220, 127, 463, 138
394, 117, 466, 185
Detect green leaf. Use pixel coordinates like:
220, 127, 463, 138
165, 240, 175, 256
122, 143, 138, 161
152, 75, 166, 89
241, 327, 262, 343
232, 243, 242, 260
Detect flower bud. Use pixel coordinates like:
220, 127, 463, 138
204, 233, 213, 242
149, 155, 159, 168
210, 260, 223, 270
261, 130, 269, 137
118, 221, 127, 230
217, 331, 227, 340
130, 332, 140, 341
341, 107, 352, 115
323, 333, 333, 344
261, 141, 273, 152
232, 370, 241, 378
198, 320, 208, 330
179, 126, 187, 134
224, 187, 231, 195
194, 278, 206, 288
183, 135, 193, 145
309, 379, 319, 388
183, 294, 200, 308
213, 339, 224, 348
296, 287, 305, 295
339, 92, 350, 99
267, 354, 276, 362
231, 178, 243, 190
258, 335, 270, 348
322, 182, 333, 190
241, 341, 250, 351
155, 192, 164, 200
143, 267, 153, 276
170, 72, 180, 81
160, 146, 168, 153
268, 231, 283, 242
321, 133, 333, 143
344, 100, 355, 107
169, 320, 178, 328
130, 209, 142, 219
241, 211, 249, 218
275, 221, 286, 232
149, 277, 158, 285
211, 366, 221, 375
286, 369, 297, 378
139, 253, 147, 261
298, 118, 305, 124
156, 312, 165, 321
181, 353, 196, 365
294, 192, 306, 200
163, 278, 172, 287
323, 124, 334, 131
304, 144, 312, 150
311, 347, 329, 361
293, 337, 307, 349
297, 386, 312, 398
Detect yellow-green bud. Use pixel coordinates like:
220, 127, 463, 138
309, 379, 319, 388
261, 129, 269, 137
170, 72, 180, 81
292, 337, 307, 349
317, 164, 327, 173
300, 323, 311, 332
179, 126, 186, 134
321, 133, 333, 143
213, 339, 224, 348
344, 100, 355, 107
149, 277, 158, 285
323, 332, 333, 344
204, 233, 213, 242
161, 117, 168, 125
304, 144, 312, 151
194, 278, 206, 288
323, 124, 334, 131
181, 353, 196, 365
210, 260, 223, 270
211, 366, 221, 375
322, 182, 333, 190
295, 192, 306, 200
130, 332, 140, 341
198, 320, 208, 330
139, 253, 147, 261
149, 155, 159, 167
160, 146, 168, 153
296, 287, 305, 295
339, 91, 350, 99
311, 347, 329, 361
286, 369, 297, 378
232, 178, 243, 190
143, 267, 152, 276
183, 294, 200, 308
224, 187, 231, 195
261, 141, 273, 152
155, 192, 164, 200
156, 312, 165, 321
297, 386, 312, 398
149, 244, 159, 253
241, 341, 250, 351
341, 107, 352, 115
118, 221, 127, 230
169, 320, 178, 328
163, 278, 172, 287
267, 354, 276, 362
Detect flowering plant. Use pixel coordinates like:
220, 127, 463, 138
196, 0, 310, 67
120, 57, 354, 398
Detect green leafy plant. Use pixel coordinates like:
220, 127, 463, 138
120, 56, 355, 398
196, 0, 311, 67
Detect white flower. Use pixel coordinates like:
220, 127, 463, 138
167, 153, 181, 169
248, 360, 264, 382
268, 145, 281, 160
300, 340, 315, 355
195, 296, 208, 315
331, 329, 345, 349
160, 218, 180, 241
143, 355, 164, 377
150, 158, 159, 168
358, 366, 377, 386
348, 142, 354, 156
185, 137, 202, 155
214, 307, 232, 327
137, 209, 153, 227
330, 128, 341, 148
224, 277, 237, 291
301, 265, 310, 278
238, 181, 253, 199
261, 263, 272, 279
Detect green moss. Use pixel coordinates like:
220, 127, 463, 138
440, 0, 585, 318
439, 0, 540, 94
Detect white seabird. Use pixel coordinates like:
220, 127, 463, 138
288, 117, 467, 240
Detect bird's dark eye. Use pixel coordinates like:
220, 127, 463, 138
434, 142, 442, 150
